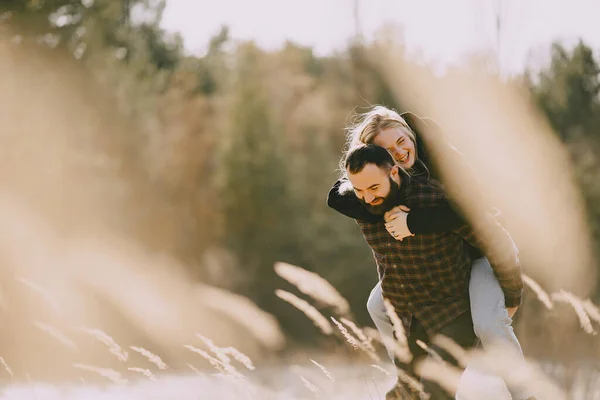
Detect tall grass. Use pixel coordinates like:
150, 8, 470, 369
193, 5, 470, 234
2, 261, 598, 400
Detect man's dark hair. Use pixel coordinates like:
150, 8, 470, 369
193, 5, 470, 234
344, 144, 395, 175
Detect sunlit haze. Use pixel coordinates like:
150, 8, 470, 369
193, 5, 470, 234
162, 0, 600, 73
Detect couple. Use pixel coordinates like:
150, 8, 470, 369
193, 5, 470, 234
327, 106, 535, 400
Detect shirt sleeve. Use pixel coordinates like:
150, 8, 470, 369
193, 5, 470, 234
454, 214, 524, 308
406, 202, 467, 234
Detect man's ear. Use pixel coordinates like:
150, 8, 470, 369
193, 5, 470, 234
390, 164, 402, 185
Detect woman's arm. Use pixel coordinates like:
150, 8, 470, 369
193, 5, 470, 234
327, 179, 382, 222
384, 199, 469, 240
406, 202, 467, 233
328, 177, 470, 229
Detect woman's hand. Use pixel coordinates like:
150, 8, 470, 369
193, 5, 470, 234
384, 205, 414, 241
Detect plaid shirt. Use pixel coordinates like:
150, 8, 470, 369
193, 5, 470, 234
356, 176, 523, 337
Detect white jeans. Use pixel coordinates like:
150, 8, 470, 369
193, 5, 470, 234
368, 257, 531, 399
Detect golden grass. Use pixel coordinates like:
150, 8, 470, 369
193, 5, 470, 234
310, 359, 335, 382
274, 261, 350, 315
129, 347, 169, 370
275, 289, 333, 335
551, 290, 597, 335
0, 269, 593, 399
523, 274, 554, 310
32, 321, 79, 352
340, 317, 380, 362
0, 248, 593, 399
76, 327, 129, 362
383, 299, 411, 363
71, 364, 128, 385
0, 356, 14, 378
127, 367, 157, 381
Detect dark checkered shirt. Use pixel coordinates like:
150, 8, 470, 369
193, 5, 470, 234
355, 176, 523, 337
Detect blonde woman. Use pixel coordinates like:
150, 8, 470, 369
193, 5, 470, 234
327, 106, 535, 400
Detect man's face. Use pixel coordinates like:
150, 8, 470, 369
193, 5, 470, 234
347, 163, 401, 215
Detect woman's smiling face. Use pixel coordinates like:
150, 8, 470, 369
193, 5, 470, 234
372, 126, 417, 169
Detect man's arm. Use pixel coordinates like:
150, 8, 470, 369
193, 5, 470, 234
454, 214, 524, 308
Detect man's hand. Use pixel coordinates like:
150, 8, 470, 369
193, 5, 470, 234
384, 205, 414, 241
507, 306, 518, 319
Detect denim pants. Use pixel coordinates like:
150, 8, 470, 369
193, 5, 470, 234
369, 257, 531, 399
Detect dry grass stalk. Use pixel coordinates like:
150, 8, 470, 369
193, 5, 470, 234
413, 359, 459, 399
72, 363, 128, 385
383, 299, 412, 360
331, 317, 361, 350
431, 334, 470, 368
194, 334, 255, 370
370, 364, 392, 377
362, 327, 382, 341
76, 327, 128, 362
197, 285, 285, 350
299, 375, 322, 395
128, 367, 158, 381
396, 367, 431, 400
310, 359, 335, 382
416, 340, 444, 363
274, 262, 350, 315
195, 334, 230, 364
364, 326, 412, 363
186, 364, 204, 376
0, 357, 13, 377
338, 318, 381, 363
184, 344, 245, 380
383, 299, 408, 345
340, 318, 379, 356
129, 346, 169, 370
32, 321, 78, 352
551, 290, 596, 335
221, 347, 255, 371
582, 299, 600, 325
523, 274, 554, 310
275, 289, 333, 335
467, 346, 566, 400
16, 277, 63, 316
185, 345, 228, 374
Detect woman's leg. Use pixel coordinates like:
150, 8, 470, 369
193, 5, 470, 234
469, 257, 523, 353
470, 257, 536, 400
367, 281, 396, 362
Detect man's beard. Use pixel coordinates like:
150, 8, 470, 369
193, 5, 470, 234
359, 177, 401, 215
